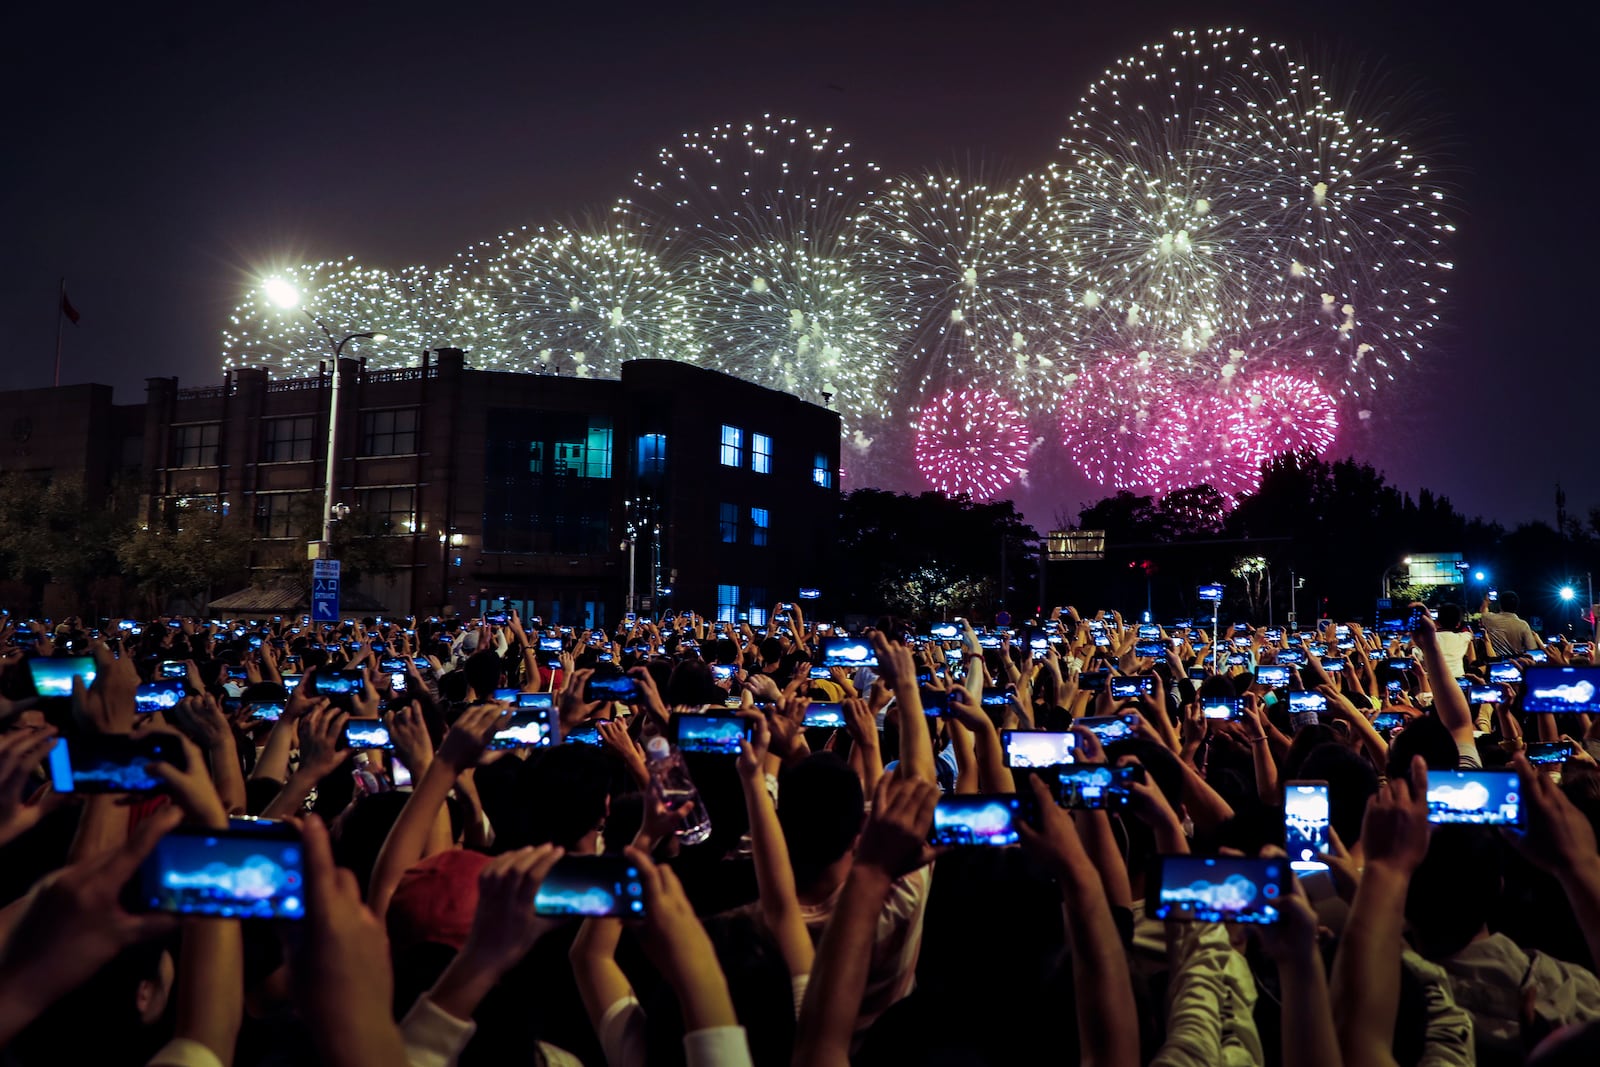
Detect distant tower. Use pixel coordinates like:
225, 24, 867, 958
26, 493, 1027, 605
1557, 483, 1568, 535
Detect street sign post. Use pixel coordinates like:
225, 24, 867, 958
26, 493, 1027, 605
312, 559, 341, 624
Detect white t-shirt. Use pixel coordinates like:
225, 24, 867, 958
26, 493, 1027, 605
1433, 631, 1473, 680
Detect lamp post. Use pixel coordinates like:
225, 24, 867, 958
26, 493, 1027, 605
263, 279, 386, 557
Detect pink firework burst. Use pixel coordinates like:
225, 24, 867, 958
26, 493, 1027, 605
1150, 390, 1275, 497
1059, 356, 1179, 492
914, 389, 1030, 500
1240, 372, 1340, 458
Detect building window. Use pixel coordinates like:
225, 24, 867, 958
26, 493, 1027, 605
169, 495, 223, 530
254, 493, 305, 539
358, 487, 416, 535
262, 416, 315, 462
361, 409, 419, 456
171, 424, 220, 468
719, 502, 739, 544
752, 433, 772, 474
527, 441, 544, 474
812, 451, 833, 489
552, 419, 613, 479
637, 434, 667, 479
750, 506, 769, 546
748, 588, 769, 627
716, 584, 741, 624
720, 425, 742, 467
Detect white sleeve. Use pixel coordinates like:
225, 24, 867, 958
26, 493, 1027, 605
791, 972, 810, 1020
146, 1038, 225, 1067
598, 995, 648, 1067
683, 1027, 754, 1067
1455, 739, 1483, 769
400, 993, 477, 1067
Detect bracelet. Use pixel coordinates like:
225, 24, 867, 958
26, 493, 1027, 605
1244, 734, 1268, 744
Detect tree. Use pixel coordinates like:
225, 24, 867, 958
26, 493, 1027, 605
117, 508, 253, 616
0, 473, 133, 614
252, 493, 400, 588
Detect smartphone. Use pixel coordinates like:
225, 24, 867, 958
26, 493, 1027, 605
135, 680, 186, 714
136, 821, 306, 920
1573, 643, 1594, 656
342, 721, 393, 751
1000, 730, 1076, 768
29, 656, 98, 697
1200, 696, 1242, 721
1523, 666, 1600, 713
534, 855, 645, 917
1384, 658, 1414, 672
158, 660, 189, 680
1487, 661, 1522, 685
492, 687, 521, 703
1525, 648, 1550, 664
1134, 640, 1166, 658
929, 795, 1023, 847
1093, 634, 1111, 648
246, 702, 285, 723
943, 649, 964, 665
1054, 762, 1145, 809
1110, 676, 1154, 700
930, 622, 960, 640
1278, 649, 1307, 666
515, 692, 555, 711
1137, 624, 1161, 639
1255, 665, 1290, 687
1150, 855, 1289, 924
379, 657, 408, 674
1526, 741, 1576, 766
980, 688, 1012, 708
821, 637, 877, 668
919, 687, 951, 717
809, 666, 831, 680
1425, 768, 1522, 825
1320, 658, 1347, 673
802, 702, 847, 729
1373, 710, 1408, 732
1077, 713, 1141, 743
1078, 672, 1109, 693
563, 723, 604, 746
673, 714, 752, 755
313, 670, 366, 696
1288, 691, 1328, 714
711, 664, 738, 682
1284, 781, 1330, 872
583, 674, 642, 703
48, 733, 186, 793
1467, 684, 1504, 705
538, 637, 564, 653
489, 706, 554, 749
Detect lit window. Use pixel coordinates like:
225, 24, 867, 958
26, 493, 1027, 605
357, 487, 416, 535
637, 433, 667, 478
750, 507, 769, 546
748, 588, 768, 627
720, 425, 742, 467
812, 451, 833, 488
752, 433, 772, 474
716, 584, 741, 624
719, 502, 739, 543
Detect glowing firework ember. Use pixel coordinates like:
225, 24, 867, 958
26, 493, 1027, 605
914, 389, 1030, 500
1240, 372, 1340, 458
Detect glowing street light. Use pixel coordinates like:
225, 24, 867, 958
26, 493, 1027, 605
1473, 570, 1487, 582
1560, 586, 1577, 602
263, 276, 302, 309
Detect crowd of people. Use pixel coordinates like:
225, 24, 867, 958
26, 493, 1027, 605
1, 593, 1600, 1066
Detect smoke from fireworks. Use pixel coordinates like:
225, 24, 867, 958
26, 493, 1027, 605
914, 389, 1031, 501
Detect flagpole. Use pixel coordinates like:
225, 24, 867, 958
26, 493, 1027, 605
54, 277, 64, 388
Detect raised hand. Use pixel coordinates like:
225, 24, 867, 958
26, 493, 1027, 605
0, 726, 62, 848
1361, 754, 1431, 877
854, 771, 939, 880
437, 702, 511, 772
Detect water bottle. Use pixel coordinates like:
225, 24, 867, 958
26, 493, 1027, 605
646, 736, 713, 846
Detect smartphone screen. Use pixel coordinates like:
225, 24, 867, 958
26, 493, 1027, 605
28, 656, 97, 698
516, 692, 555, 710
1151, 855, 1289, 924
1320, 658, 1347, 673
919, 687, 950, 718
1523, 666, 1600, 714
1077, 713, 1140, 743
802, 702, 847, 728
583, 674, 642, 703
1200, 697, 1242, 721
1255, 666, 1290, 687
538, 637, 564, 652
313, 670, 365, 696
1284, 781, 1330, 872
48, 733, 185, 793
135, 680, 186, 714
821, 637, 878, 668
1287, 691, 1328, 714
1055, 763, 1144, 809
1001, 730, 1076, 768
158, 661, 189, 680
929, 795, 1022, 847
1425, 769, 1522, 826
1373, 711, 1408, 732
711, 664, 738, 682
1526, 741, 1575, 766
343, 721, 393, 751
1467, 685, 1504, 705
490, 706, 554, 749
246, 702, 285, 723
674, 715, 751, 755
534, 856, 645, 917
1110, 676, 1153, 700
563, 723, 604, 746
1487, 661, 1522, 684
137, 822, 306, 919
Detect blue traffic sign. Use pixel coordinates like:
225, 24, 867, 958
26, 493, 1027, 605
312, 559, 341, 623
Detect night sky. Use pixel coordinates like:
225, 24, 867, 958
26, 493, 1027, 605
3, 0, 1589, 529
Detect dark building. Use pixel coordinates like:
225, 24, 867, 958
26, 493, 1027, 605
0, 352, 841, 627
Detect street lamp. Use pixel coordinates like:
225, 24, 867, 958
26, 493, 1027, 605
264, 278, 387, 556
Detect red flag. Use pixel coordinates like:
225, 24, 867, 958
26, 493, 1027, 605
61, 290, 80, 325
